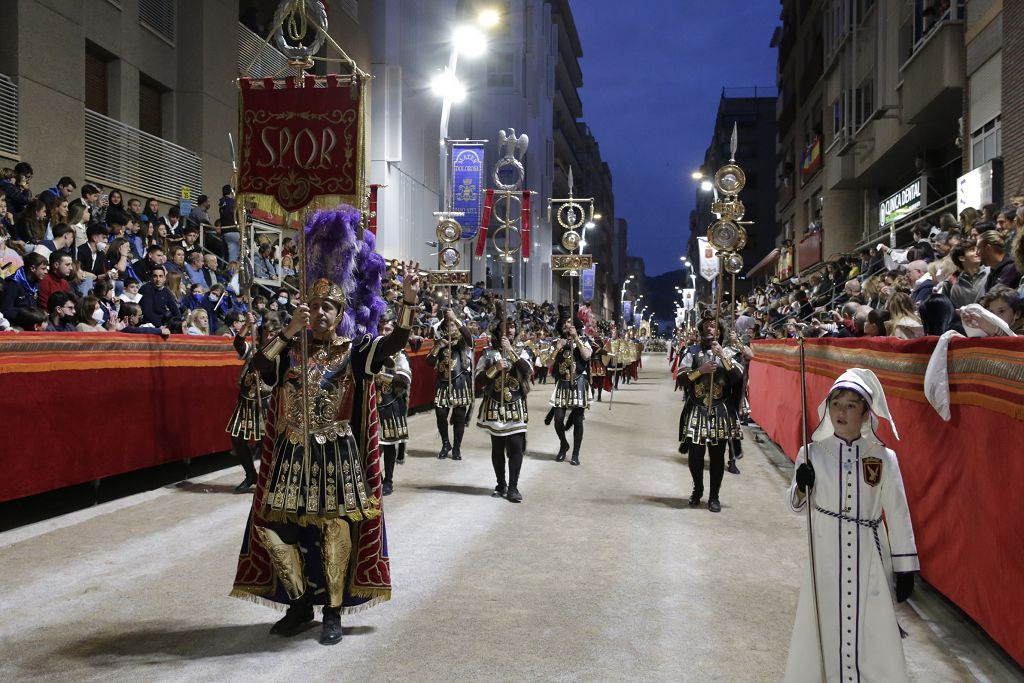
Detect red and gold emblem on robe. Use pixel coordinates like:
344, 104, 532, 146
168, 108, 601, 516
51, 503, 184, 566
862, 456, 883, 487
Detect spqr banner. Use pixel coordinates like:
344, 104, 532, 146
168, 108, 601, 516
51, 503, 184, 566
581, 266, 596, 302
238, 75, 363, 214
452, 143, 486, 239
633, 312, 642, 327
698, 236, 720, 282
623, 300, 633, 324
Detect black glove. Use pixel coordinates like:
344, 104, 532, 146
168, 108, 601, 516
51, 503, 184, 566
795, 462, 815, 492
895, 572, 915, 603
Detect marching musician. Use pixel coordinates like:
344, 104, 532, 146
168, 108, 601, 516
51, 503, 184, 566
427, 306, 474, 460
376, 312, 412, 496
476, 305, 532, 502
677, 311, 743, 513
547, 305, 593, 466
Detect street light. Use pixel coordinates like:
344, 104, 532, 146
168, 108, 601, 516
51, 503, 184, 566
699, 180, 713, 192
478, 7, 501, 28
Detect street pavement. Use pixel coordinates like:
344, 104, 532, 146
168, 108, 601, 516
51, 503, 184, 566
0, 355, 985, 681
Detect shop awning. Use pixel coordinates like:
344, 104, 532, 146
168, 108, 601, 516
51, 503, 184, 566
747, 248, 780, 278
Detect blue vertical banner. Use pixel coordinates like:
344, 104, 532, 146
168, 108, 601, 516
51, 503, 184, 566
451, 143, 486, 239
580, 266, 596, 302
633, 312, 642, 327
622, 300, 633, 324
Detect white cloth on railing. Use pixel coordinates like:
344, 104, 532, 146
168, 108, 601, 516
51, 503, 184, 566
924, 330, 960, 421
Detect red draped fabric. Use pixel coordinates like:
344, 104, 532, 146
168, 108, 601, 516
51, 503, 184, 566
0, 333, 240, 503
405, 338, 488, 411
748, 336, 1024, 667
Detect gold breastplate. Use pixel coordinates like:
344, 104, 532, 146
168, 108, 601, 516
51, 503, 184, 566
283, 338, 354, 445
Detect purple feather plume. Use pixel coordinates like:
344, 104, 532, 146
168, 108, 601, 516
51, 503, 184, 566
303, 204, 387, 338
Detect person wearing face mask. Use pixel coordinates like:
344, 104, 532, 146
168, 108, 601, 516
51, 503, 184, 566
77, 224, 110, 279
45, 290, 79, 332
75, 295, 109, 332
677, 310, 743, 513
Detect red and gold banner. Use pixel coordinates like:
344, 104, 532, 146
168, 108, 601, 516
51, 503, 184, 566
748, 336, 1024, 667
238, 75, 364, 215
521, 190, 531, 260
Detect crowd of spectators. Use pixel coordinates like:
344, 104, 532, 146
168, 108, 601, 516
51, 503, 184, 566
0, 161, 298, 336
738, 199, 1024, 341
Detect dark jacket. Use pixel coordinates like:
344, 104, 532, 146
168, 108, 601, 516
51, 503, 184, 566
910, 278, 935, 310
985, 255, 1020, 293
139, 282, 181, 326
0, 271, 36, 320
77, 243, 107, 277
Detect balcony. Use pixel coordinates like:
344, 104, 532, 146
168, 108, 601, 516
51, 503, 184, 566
238, 22, 302, 79
84, 109, 203, 204
0, 73, 17, 159
899, 17, 964, 124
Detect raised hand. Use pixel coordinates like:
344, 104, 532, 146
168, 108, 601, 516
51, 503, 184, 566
401, 260, 421, 303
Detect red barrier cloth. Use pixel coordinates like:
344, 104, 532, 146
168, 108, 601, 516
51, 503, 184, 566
0, 333, 241, 503
521, 191, 531, 260
476, 189, 495, 258
748, 336, 1024, 666
238, 75, 361, 211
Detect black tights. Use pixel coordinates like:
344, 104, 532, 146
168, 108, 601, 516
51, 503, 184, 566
435, 406, 468, 447
232, 435, 257, 481
688, 441, 726, 500
553, 407, 585, 455
382, 444, 397, 485
491, 433, 525, 488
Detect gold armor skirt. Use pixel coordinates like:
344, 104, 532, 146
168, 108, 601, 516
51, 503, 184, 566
261, 430, 378, 525
434, 376, 473, 408
549, 375, 591, 409
226, 396, 266, 441
681, 402, 741, 446
476, 395, 528, 436
378, 397, 409, 445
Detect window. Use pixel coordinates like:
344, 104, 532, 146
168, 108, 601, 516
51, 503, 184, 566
853, 79, 873, 131
139, 75, 165, 138
970, 117, 1001, 169
487, 50, 514, 88
139, 0, 176, 43
831, 94, 845, 139
85, 45, 110, 116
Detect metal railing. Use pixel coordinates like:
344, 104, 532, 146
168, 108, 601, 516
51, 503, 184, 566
0, 73, 18, 159
83, 108, 203, 204
139, 0, 176, 44
238, 22, 301, 79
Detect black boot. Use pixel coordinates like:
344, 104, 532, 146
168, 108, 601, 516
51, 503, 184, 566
506, 486, 523, 503
570, 453, 581, 466
493, 482, 507, 497
382, 481, 394, 496
437, 441, 451, 459
688, 489, 703, 507
555, 442, 569, 462
396, 442, 406, 465
726, 459, 740, 475
270, 593, 314, 636
708, 498, 722, 513
320, 606, 343, 645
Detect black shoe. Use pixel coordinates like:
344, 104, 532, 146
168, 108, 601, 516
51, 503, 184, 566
437, 443, 451, 459
493, 483, 507, 497
726, 461, 740, 475
234, 477, 255, 493
688, 491, 703, 507
451, 449, 462, 461
570, 454, 580, 466
382, 481, 393, 496
596, 396, 602, 402
319, 610, 343, 645
735, 450, 744, 460
544, 411, 554, 426
506, 487, 523, 503
708, 499, 722, 513
555, 444, 569, 462
270, 598, 314, 636
396, 457, 405, 466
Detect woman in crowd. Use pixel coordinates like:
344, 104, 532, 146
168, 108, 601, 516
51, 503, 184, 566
185, 307, 210, 336
12, 198, 47, 243
165, 271, 187, 309
863, 308, 890, 337
885, 292, 923, 339
75, 295, 109, 332
68, 203, 91, 248
142, 198, 161, 228
93, 276, 119, 324
105, 237, 133, 281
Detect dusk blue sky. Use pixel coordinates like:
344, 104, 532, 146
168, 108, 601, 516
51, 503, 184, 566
573, 0, 780, 276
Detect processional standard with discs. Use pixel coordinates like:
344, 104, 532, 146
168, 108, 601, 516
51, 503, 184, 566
234, 0, 374, 462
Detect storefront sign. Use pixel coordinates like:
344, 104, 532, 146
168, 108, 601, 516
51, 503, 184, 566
451, 143, 486, 239
878, 177, 925, 228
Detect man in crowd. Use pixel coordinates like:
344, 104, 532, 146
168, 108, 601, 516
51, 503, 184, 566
906, 223, 936, 262
42, 176, 76, 202
906, 260, 934, 309
37, 251, 73, 310
132, 244, 166, 283
184, 251, 207, 289
77, 225, 110, 279
1, 161, 34, 214
978, 230, 1019, 294
45, 290, 78, 332
182, 225, 202, 258
139, 265, 180, 326
218, 184, 240, 264
0, 252, 48, 320
33, 223, 76, 261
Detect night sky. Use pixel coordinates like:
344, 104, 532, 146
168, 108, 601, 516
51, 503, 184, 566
573, 0, 780, 276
